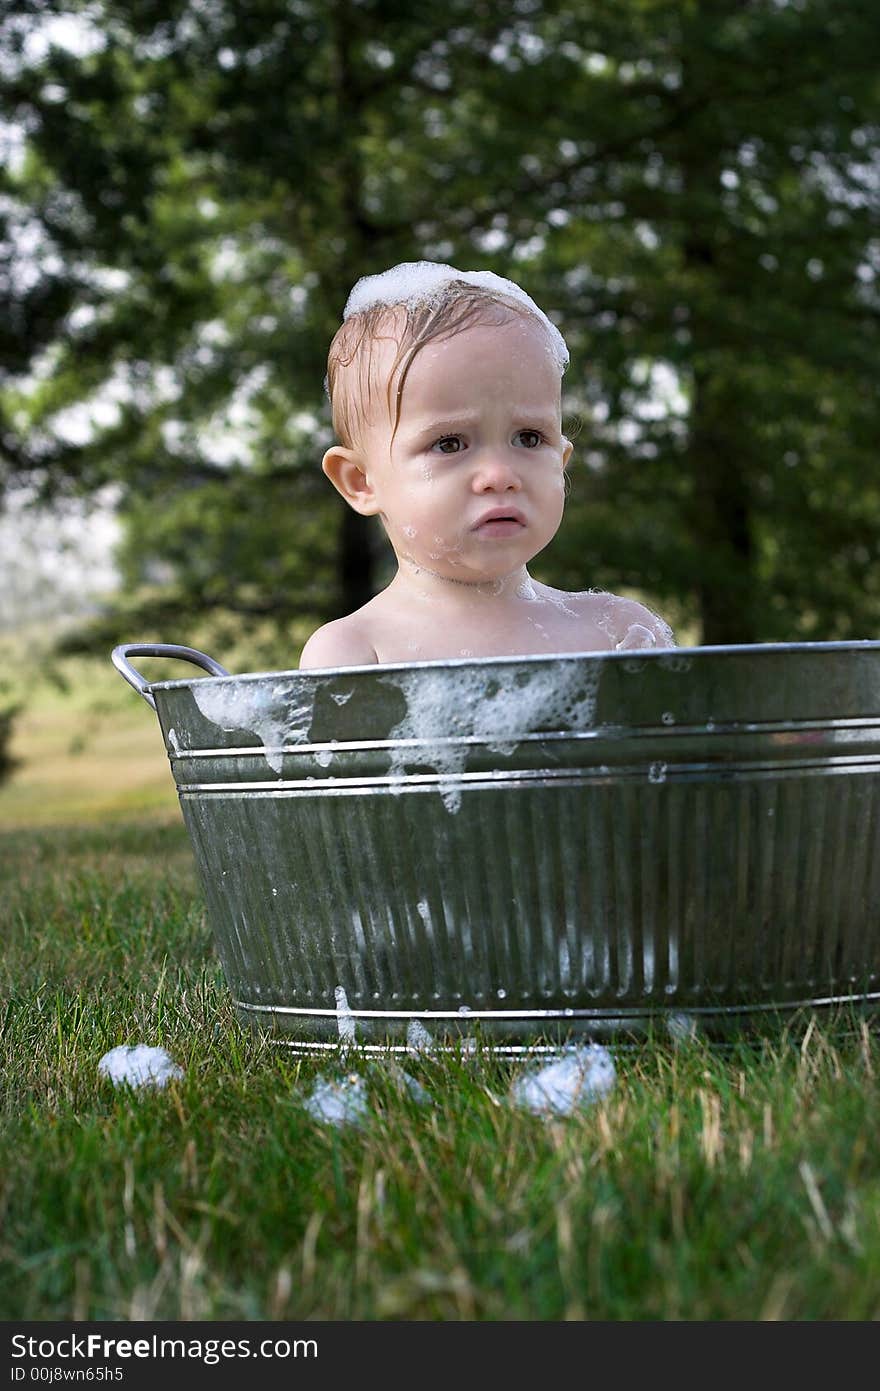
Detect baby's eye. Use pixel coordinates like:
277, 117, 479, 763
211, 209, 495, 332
513, 429, 545, 449
432, 435, 465, 454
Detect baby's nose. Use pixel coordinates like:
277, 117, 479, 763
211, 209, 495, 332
473, 450, 522, 490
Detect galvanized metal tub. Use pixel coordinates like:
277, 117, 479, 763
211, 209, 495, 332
113, 640, 880, 1051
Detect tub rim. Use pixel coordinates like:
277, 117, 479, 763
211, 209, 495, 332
142, 637, 880, 697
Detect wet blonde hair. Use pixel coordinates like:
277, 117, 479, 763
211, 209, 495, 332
325, 281, 559, 453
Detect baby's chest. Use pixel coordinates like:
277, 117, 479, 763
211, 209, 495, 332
379, 607, 614, 661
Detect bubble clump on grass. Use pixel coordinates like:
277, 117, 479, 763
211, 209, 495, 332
304, 1073, 370, 1128
97, 1044, 183, 1089
510, 1043, 616, 1117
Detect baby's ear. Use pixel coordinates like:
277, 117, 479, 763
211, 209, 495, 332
562, 436, 574, 469
322, 446, 381, 516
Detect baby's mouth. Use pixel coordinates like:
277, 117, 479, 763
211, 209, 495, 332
471, 507, 527, 536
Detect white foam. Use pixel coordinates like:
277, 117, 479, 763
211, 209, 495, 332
192, 678, 315, 775
334, 985, 357, 1045
406, 1019, 436, 1055
588, 594, 676, 652
343, 260, 569, 374
381, 661, 601, 813
98, 1045, 183, 1089
665, 1012, 699, 1043
304, 1073, 369, 1128
615, 623, 657, 651
510, 1044, 616, 1117
387, 1062, 432, 1105
516, 576, 538, 601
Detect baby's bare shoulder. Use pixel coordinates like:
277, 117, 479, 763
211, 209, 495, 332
299, 612, 379, 670
597, 593, 676, 649
536, 584, 676, 649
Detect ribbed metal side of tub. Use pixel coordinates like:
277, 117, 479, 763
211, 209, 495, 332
148, 644, 880, 1048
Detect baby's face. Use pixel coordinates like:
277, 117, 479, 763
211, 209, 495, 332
357, 316, 572, 585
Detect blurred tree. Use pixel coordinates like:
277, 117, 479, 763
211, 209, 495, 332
408, 0, 880, 642
0, 686, 21, 787
2, 0, 878, 650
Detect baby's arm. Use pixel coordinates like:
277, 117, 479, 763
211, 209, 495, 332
299, 616, 378, 669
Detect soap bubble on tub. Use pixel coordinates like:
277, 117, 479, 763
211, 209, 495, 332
381, 661, 601, 813
334, 985, 357, 1046
193, 678, 316, 775
510, 1044, 616, 1118
98, 1045, 183, 1090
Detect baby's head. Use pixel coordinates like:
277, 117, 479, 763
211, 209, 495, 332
325, 261, 569, 452
322, 261, 573, 588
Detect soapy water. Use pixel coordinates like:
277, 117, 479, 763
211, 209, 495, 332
98, 1045, 183, 1089
510, 1043, 616, 1117
342, 260, 570, 376
381, 661, 601, 813
193, 678, 316, 775
190, 602, 673, 796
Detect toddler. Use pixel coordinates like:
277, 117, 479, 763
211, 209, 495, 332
300, 261, 675, 667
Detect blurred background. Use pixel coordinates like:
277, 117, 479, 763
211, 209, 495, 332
1, 0, 878, 827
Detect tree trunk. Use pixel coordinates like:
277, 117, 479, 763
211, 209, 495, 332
690, 368, 756, 645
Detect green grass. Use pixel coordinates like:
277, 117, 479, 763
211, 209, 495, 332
3, 818, 880, 1320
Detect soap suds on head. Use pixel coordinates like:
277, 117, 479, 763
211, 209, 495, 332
98, 1045, 183, 1089
192, 678, 316, 775
343, 260, 569, 375
381, 661, 601, 813
510, 1044, 616, 1117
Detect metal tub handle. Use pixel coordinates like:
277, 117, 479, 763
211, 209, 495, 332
111, 643, 230, 710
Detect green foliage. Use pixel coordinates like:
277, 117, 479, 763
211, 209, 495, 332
2, 0, 879, 646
